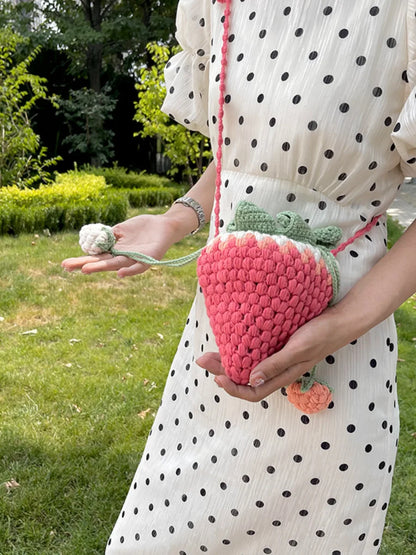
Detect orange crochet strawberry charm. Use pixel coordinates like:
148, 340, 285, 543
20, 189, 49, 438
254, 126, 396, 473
286, 369, 333, 414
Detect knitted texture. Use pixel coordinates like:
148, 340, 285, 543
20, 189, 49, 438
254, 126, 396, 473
196, 201, 340, 386
213, 0, 232, 236
76, 0, 382, 415
79, 224, 115, 255
286, 380, 333, 414
77, 207, 379, 414
79, 223, 202, 266
77, 0, 380, 413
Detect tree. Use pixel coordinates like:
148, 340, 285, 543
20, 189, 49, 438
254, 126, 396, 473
39, 0, 178, 92
0, 0, 178, 169
0, 29, 59, 188
2, 0, 178, 90
135, 43, 211, 186
58, 86, 116, 166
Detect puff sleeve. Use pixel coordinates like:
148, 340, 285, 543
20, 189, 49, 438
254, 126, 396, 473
391, 1, 416, 176
161, 0, 211, 137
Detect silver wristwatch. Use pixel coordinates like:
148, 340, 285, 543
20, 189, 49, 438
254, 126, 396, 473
173, 196, 206, 235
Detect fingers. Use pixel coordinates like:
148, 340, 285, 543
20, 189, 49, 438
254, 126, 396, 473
117, 261, 150, 278
248, 346, 308, 387
62, 254, 138, 275
61, 254, 113, 271
196, 352, 224, 375
62, 252, 150, 277
214, 363, 310, 402
197, 351, 314, 402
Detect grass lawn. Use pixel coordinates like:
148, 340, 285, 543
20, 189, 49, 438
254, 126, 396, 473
0, 212, 415, 554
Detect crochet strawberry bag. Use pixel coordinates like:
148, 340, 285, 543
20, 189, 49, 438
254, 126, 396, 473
78, 0, 381, 414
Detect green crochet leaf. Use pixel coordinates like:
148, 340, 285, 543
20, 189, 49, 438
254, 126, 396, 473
275, 211, 316, 245
227, 201, 278, 234
313, 226, 343, 248
226, 201, 342, 302
228, 201, 341, 250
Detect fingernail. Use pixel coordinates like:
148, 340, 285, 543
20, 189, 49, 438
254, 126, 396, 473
250, 378, 265, 387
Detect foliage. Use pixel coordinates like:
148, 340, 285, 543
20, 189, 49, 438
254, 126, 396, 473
0, 172, 107, 204
0, 1, 38, 40
0, 172, 128, 234
387, 215, 404, 249
127, 186, 184, 208
82, 165, 175, 189
0, 1, 178, 170
0, 29, 60, 188
135, 42, 212, 185
38, 0, 178, 83
0, 168, 184, 233
1, 0, 178, 81
58, 87, 116, 167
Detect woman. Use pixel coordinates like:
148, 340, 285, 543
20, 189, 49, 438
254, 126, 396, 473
63, 1, 416, 553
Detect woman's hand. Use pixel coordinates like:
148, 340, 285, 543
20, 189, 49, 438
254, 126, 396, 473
198, 219, 416, 402
62, 162, 217, 279
62, 213, 184, 278
197, 305, 354, 402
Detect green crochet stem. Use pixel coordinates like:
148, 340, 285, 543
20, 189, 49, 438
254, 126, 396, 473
110, 247, 203, 267
299, 367, 333, 393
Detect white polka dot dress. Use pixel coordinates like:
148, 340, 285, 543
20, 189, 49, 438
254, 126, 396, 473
106, 2, 416, 553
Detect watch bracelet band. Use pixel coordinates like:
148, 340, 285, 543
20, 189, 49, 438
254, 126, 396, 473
173, 196, 206, 235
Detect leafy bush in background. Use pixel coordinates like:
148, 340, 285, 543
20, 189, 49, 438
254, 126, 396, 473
127, 186, 184, 208
0, 172, 107, 206
58, 87, 116, 167
83, 165, 174, 189
135, 43, 211, 186
0, 29, 60, 189
0, 173, 128, 234
0, 168, 186, 235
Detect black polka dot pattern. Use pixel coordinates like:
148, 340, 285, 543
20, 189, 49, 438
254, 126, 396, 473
107, 1, 403, 553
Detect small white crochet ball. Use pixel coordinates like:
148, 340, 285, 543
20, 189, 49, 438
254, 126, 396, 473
79, 223, 115, 255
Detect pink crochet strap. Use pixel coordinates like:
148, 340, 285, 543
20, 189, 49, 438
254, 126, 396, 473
214, 0, 232, 237
331, 214, 382, 256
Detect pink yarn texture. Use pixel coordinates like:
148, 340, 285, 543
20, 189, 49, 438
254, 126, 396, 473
197, 231, 334, 385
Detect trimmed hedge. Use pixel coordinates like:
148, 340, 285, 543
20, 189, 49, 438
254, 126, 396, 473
0, 173, 128, 235
83, 166, 175, 189
0, 172, 108, 206
127, 186, 184, 208
0, 171, 185, 235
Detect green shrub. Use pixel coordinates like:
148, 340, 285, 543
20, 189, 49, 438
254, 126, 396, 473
0, 29, 60, 189
127, 186, 184, 208
0, 172, 128, 235
0, 172, 107, 206
82, 165, 175, 189
0, 170, 184, 235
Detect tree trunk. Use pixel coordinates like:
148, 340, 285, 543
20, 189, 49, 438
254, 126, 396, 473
82, 0, 104, 165
87, 42, 103, 93
82, 0, 103, 93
